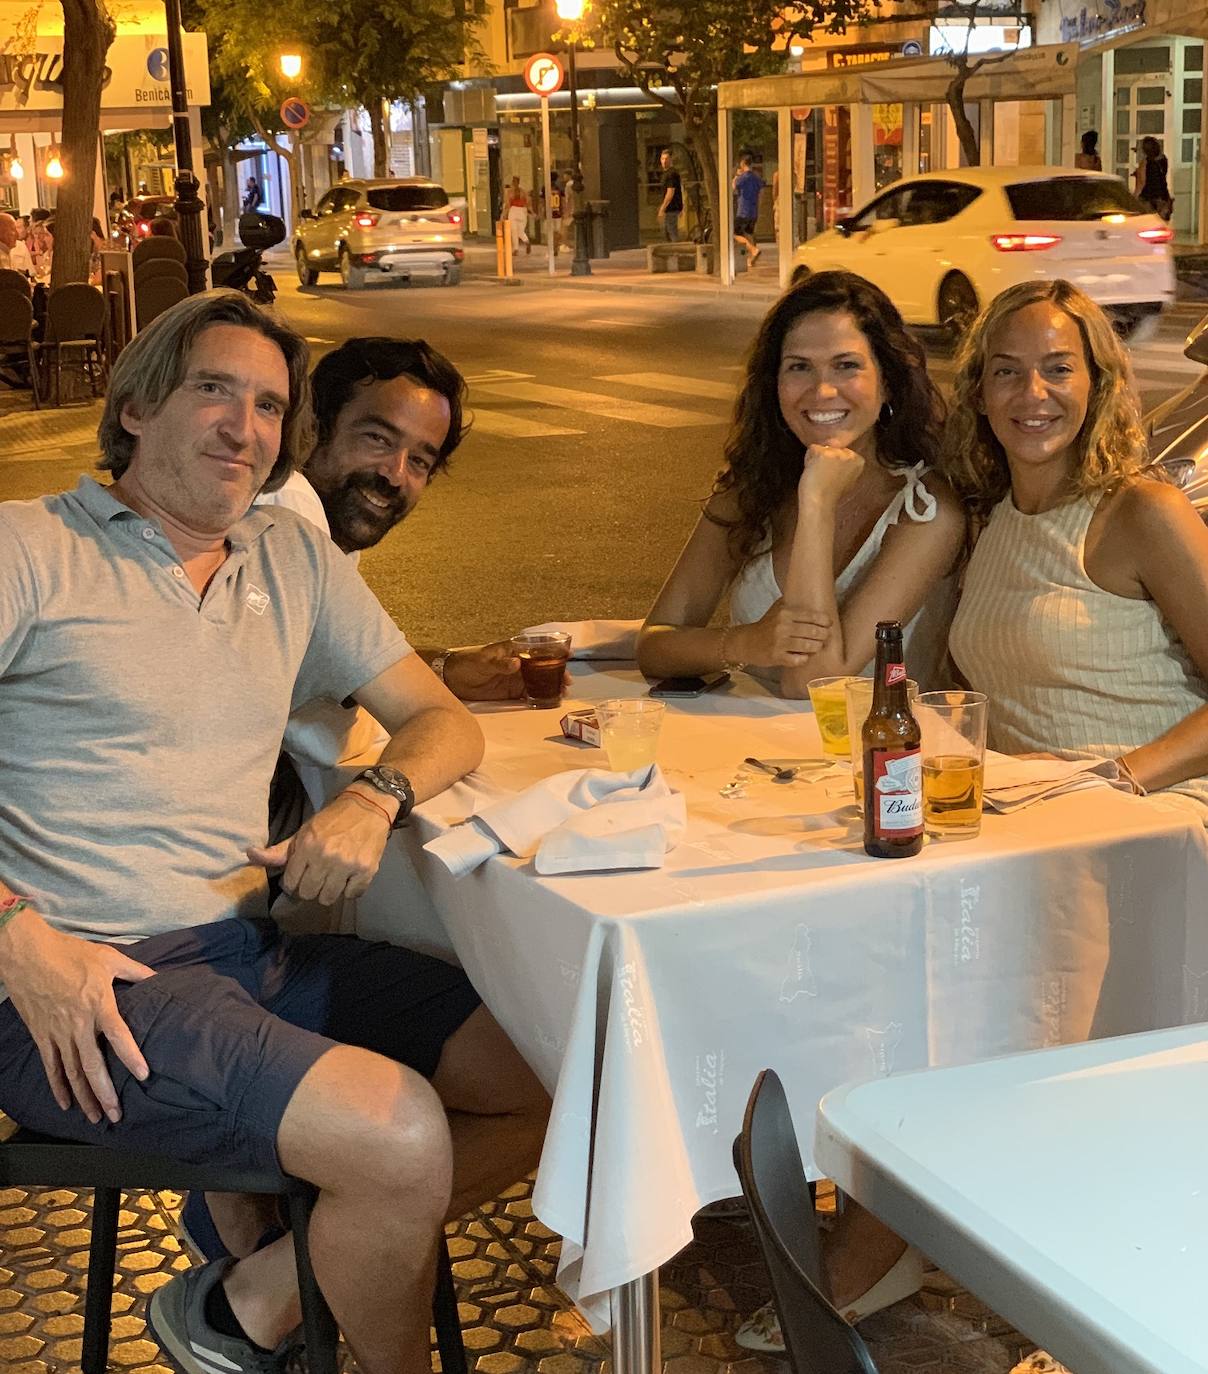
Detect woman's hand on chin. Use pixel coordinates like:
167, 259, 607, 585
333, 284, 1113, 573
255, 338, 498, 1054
799, 444, 866, 504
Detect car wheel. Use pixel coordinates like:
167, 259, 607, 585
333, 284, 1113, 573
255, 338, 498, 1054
444, 265, 462, 287
295, 245, 318, 286
938, 273, 978, 341
339, 247, 366, 290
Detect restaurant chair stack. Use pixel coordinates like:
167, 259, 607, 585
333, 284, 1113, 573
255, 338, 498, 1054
0, 289, 41, 408
733, 1069, 880, 1374
0, 1126, 468, 1374
35, 283, 107, 406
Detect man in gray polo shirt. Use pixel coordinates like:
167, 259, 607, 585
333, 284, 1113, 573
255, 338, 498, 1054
0, 291, 548, 1374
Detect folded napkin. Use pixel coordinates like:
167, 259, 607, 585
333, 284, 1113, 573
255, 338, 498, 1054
982, 751, 1132, 814
424, 766, 686, 876
523, 619, 643, 660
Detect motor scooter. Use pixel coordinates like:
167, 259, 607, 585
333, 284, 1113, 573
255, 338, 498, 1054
1145, 313, 1208, 519
210, 211, 285, 304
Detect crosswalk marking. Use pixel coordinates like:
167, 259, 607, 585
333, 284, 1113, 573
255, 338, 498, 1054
473, 381, 724, 429
598, 371, 737, 401
465, 369, 535, 384
468, 409, 582, 438
586, 319, 656, 329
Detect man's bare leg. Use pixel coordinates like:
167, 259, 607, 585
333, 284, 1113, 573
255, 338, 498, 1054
223, 1044, 451, 1374
430, 1006, 550, 1218
199, 1192, 281, 1259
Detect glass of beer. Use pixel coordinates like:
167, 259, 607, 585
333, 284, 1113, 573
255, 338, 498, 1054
596, 699, 665, 772
807, 675, 859, 758
915, 691, 988, 840
510, 631, 572, 709
845, 675, 917, 812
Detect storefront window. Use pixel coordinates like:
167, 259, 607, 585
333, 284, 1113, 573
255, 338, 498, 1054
873, 103, 903, 189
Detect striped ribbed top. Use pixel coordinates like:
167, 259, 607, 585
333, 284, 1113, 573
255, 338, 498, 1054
949, 492, 1208, 812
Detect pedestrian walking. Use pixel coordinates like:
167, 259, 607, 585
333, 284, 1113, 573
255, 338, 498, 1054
504, 176, 531, 254
545, 171, 565, 254
732, 155, 765, 264
1074, 129, 1101, 171
1134, 136, 1173, 220
242, 175, 262, 213
657, 148, 683, 242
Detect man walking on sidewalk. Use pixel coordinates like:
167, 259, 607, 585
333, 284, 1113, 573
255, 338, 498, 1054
657, 148, 684, 242
732, 155, 765, 264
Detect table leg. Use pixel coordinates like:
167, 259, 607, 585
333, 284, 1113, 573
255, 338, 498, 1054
610, 1269, 661, 1374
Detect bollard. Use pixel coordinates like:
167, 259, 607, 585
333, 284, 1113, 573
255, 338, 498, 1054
496, 218, 515, 279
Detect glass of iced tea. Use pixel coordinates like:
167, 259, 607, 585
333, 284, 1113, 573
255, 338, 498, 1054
510, 631, 572, 709
807, 675, 859, 758
596, 698, 665, 772
845, 675, 918, 813
915, 691, 988, 841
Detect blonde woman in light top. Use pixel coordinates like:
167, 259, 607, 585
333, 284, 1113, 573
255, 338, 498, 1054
942, 278, 1208, 817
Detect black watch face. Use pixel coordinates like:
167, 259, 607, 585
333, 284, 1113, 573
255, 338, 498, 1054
375, 765, 408, 788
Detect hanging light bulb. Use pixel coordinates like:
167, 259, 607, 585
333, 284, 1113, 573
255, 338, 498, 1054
46, 144, 63, 179
7, 136, 22, 180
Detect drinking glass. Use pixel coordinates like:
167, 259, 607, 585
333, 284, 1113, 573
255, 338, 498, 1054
915, 691, 989, 841
845, 675, 918, 813
596, 699, 665, 772
510, 631, 572, 709
807, 675, 859, 759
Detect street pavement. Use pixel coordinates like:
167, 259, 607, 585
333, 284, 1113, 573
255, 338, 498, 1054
1, 261, 1205, 655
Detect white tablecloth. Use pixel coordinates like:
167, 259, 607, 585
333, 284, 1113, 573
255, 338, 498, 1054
397, 665, 1208, 1329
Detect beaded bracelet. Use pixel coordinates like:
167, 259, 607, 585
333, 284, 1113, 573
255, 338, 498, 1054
0, 896, 31, 933
719, 625, 747, 673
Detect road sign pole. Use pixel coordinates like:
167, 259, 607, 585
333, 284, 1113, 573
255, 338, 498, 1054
541, 96, 555, 277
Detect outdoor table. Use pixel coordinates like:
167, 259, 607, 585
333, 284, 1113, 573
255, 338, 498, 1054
815, 1024, 1208, 1374
397, 663, 1208, 1373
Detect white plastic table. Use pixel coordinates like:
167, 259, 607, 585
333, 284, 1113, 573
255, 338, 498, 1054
817, 1025, 1208, 1374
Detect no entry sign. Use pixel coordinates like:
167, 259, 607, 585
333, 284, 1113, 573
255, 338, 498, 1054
280, 97, 311, 130
524, 53, 565, 97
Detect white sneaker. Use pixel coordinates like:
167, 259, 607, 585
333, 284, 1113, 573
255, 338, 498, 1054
735, 1301, 783, 1353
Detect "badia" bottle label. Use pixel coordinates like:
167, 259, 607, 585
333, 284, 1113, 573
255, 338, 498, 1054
869, 747, 922, 838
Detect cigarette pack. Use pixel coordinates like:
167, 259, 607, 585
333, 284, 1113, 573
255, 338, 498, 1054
560, 708, 602, 748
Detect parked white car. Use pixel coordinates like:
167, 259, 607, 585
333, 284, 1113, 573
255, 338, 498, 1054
294, 177, 465, 289
791, 166, 1175, 339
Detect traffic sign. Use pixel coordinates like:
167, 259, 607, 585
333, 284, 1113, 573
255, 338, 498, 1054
280, 97, 311, 130
524, 52, 565, 97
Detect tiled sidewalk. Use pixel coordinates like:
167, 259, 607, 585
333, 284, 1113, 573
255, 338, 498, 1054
0, 1165, 1043, 1374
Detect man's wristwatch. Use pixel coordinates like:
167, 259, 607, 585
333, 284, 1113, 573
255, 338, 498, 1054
352, 765, 416, 829
430, 649, 451, 685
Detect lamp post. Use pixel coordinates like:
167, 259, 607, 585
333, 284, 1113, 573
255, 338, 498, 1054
554, 0, 591, 277
164, 0, 208, 292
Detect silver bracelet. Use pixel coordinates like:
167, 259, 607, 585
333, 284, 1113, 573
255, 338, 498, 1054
430, 649, 450, 685
720, 625, 746, 673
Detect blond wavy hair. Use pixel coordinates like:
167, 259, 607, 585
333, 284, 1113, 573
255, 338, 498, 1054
940, 279, 1151, 520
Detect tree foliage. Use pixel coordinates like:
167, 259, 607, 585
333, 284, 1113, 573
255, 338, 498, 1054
197, 0, 489, 177
588, 0, 873, 229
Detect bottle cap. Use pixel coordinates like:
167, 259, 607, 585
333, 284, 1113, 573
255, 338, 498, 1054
875, 620, 903, 640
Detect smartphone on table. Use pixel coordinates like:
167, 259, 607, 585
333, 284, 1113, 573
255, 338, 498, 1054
649, 672, 731, 699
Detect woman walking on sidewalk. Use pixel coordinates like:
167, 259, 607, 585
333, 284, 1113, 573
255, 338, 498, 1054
504, 176, 531, 255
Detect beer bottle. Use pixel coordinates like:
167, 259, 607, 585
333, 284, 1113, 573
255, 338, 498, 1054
862, 620, 923, 859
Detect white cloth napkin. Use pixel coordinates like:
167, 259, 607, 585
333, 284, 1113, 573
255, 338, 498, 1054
424, 766, 686, 876
523, 619, 643, 660
982, 751, 1132, 813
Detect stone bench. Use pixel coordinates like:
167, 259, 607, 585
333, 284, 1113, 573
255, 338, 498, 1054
647, 241, 714, 274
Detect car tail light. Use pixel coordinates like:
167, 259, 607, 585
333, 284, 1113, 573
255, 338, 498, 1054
354, 212, 379, 228
136, 219, 152, 236
990, 233, 1062, 252
447, 211, 462, 226
1138, 226, 1174, 244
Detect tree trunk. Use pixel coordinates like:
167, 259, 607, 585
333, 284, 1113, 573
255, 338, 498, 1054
368, 100, 389, 177
54, 0, 116, 290
685, 113, 720, 268
946, 67, 981, 167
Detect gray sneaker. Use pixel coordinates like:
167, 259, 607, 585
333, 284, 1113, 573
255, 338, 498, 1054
147, 1258, 294, 1374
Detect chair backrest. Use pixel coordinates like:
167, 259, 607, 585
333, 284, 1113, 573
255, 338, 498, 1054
45, 283, 106, 342
0, 289, 34, 344
132, 235, 186, 267
733, 1070, 880, 1374
136, 275, 188, 329
134, 257, 188, 288
0, 268, 31, 298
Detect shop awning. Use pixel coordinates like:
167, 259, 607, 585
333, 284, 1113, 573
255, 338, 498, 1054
718, 41, 1079, 111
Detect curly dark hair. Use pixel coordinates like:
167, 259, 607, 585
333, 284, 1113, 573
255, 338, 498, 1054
712, 270, 945, 565
309, 336, 469, 474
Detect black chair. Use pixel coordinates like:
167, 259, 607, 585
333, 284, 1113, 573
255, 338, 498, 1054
0, 266, 32, 297
733, 1070, 880, 1374
0, 289, 41, 407
35, 283, 108, 405
132, 235, 187, 267
0, 1127, 467, 1374
134, 257, 189, 289
136, 274, 188, 329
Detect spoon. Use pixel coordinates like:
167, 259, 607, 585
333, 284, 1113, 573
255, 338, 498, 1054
744, 757, 799, 783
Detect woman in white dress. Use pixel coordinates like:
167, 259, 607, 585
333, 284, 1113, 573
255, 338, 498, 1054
638, 271, 965, 695
942, 278, 1208, 817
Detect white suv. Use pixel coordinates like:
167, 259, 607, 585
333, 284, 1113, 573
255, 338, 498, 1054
294, 178, 465, 289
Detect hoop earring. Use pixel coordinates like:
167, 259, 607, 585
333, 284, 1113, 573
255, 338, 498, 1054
879, 401, 894, 424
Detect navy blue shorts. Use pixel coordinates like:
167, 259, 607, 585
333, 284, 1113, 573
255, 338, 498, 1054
0, 918, 481, 1176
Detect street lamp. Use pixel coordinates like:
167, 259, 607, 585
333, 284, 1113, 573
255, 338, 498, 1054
554, 0, 591, 277
163, 0, 209, 293
279, 53, 303, 81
